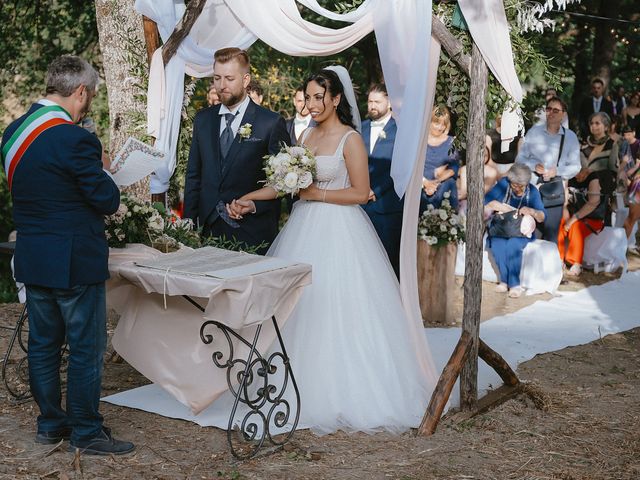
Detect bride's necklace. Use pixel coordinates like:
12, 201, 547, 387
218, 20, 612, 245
587, 135, 608, 147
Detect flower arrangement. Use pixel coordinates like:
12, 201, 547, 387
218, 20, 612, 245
417, 192, 465, 247
105, 194, 265, 254
263, 144, 316, 197
105, 195, 167, 248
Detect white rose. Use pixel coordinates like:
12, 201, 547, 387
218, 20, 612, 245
439, 210, 447, 220
300, 155, 313, 165
443, 191, 451, 199
450, 227, 457, 235
289, 146, 306, 157
440, 223, 448, 232
148, 213, 164, 231
299, 171, 313, 188
284, 171, 299, 189
449, 216, 458, 225
133, 205, 141, 213
428, 236, 438, 245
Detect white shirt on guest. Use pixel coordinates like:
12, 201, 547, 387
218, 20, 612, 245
369, 112, 392, 154
218, 95, 251, 137
294, 114, 311, 142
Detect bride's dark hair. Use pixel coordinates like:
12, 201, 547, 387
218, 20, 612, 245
304, 69, 355, 129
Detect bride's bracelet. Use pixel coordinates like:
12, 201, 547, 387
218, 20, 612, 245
322, 189, 328, 203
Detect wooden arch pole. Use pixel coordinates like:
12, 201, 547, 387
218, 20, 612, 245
459, 42, 488, 410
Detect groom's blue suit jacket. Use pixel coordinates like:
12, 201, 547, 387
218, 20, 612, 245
183, 100, 290, 247
1, 103, 120, 289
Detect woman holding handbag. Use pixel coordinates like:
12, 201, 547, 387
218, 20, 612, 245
485, 164, 546, 298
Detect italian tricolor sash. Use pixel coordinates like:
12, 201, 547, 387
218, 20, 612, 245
2, 102, 73, 191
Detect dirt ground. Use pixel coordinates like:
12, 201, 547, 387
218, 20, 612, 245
0, 255, 639, 479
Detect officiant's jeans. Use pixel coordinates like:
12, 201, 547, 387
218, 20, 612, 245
26, 283, 106, 442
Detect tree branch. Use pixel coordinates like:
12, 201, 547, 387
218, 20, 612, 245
162, 0, 207, 66
431, 15, 471, 76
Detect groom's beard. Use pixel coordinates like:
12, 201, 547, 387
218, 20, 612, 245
220, 91, 245, 108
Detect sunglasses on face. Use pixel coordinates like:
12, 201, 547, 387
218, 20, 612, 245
545, 107, 563, 114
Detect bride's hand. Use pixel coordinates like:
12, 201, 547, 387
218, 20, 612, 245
299, 183, 322, 201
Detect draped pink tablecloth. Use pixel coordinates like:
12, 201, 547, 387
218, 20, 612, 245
106, 245, 312, 414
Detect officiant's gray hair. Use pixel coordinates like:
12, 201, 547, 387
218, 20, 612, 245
506, 163, 532, 185
45, 55, 99, 97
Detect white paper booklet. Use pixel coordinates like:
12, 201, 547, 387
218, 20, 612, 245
110, 137, 165, 187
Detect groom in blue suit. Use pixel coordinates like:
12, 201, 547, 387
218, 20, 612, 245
184, 48, 290, 253
361, 83, 403, 278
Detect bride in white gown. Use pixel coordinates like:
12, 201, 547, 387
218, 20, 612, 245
229, 66, 437, 434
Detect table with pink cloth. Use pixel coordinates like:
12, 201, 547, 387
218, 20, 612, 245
106, 245, 312, 419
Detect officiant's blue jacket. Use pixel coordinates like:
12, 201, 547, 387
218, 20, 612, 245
361, 117, 403, 276
1, 103, 120, 289
183, 100, 290, 250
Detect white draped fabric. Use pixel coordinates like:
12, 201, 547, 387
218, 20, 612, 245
458, 0, 524, 147
134, 0, 523, 327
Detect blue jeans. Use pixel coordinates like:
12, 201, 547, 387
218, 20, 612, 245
26, 283, 106, 442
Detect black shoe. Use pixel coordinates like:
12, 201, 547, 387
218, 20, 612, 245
68, 427, 135, 456
35, 427, 72, 445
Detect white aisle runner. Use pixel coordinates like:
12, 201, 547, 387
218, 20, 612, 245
103, 271, 640, 425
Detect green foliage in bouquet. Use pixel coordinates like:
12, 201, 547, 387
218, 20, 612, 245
105, 194, 265, 254
417, 193, 466, 248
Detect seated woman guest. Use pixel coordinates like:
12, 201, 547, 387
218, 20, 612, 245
579, 112, 619, 175
485, 164, 546, 298
559, 166, 616, 276
420, 105, 459, 213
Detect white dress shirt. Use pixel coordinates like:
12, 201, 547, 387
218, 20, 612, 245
219, 95, 251, 137
293, 114, 311, 142
369, 112, 391, 154
516, 124, 581, 181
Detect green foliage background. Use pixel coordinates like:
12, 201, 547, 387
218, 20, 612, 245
2, 0, 638, 302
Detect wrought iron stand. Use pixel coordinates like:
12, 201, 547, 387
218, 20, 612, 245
0, 241, 31, 401
183, 295, 301, 460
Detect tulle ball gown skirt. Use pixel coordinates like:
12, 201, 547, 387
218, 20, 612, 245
266, 200, 437, 435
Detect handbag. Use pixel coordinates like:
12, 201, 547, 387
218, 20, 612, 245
537, 128, 566, 208
487, 185, 528, 238
487, 211, 526, 238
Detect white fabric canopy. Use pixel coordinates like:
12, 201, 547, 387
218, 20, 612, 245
135, 0, 523, 326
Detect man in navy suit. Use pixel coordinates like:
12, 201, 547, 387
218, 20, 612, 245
1, 56, 133, 455
184, 48, 290, 253
578, 78, 614, 141
361, 83, 403, 278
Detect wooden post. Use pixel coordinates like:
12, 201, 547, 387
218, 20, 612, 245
478, 339, 520, 387
417, 331, 472, 436
459, 43, 488, 411
142, 16, 161, 65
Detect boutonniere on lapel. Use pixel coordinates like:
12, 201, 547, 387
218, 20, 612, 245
239, 123, 252, 141
378, 130, 387, 140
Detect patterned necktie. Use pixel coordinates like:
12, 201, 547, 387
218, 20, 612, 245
220, 112, 237, 158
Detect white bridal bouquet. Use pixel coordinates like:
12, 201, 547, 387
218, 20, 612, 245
263, 144, 316, 197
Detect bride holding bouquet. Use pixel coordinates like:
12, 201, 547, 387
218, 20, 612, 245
228, 66, 437, 434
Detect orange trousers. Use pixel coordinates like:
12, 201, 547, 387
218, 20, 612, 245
557, 217, 604, 266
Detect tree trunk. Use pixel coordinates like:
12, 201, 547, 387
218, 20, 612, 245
95, 0, 149, 199
590, 0, 620, 88
459, 43, 487, 411
569, 25, 592, 129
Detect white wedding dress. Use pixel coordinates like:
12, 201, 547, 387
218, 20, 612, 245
201, 129, 437, 435
261, 129, 437, 434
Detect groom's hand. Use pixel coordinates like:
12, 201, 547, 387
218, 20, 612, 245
227, 199, 256, 219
